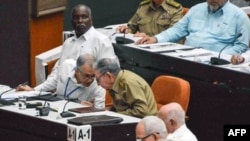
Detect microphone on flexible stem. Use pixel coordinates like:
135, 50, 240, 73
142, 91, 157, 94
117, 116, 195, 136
115, 30, 134, 44
210, 33, 242, 65
0, 88, 15, 106
60, 98, 77, 118
0, 82, 28, 106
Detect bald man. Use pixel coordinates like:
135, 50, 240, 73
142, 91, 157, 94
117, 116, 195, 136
158, 102, 198, 141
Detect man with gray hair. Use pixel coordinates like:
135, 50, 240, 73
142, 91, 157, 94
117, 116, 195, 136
158, 102, 198, 141
94, 58, 157, 118
136, 116, 168, 141
17, 54, 105, 109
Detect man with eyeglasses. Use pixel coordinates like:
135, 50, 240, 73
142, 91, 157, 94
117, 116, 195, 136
135, 116, 169, 141
16, 54, 105, 109
94, 58, 157, 118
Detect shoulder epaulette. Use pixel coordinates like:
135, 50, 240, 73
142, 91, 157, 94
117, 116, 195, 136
165, 0, 181, 8
139, 0, 151, 6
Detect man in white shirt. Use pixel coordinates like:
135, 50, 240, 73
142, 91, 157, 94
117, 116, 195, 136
37, 4, 118, 94
17, 54, 105, 109
135, 116, 169, 141
158, 102, 198, 141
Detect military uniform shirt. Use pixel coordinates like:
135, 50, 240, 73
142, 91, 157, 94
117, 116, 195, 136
109, 70, 157, 118
128, 0, 183, 36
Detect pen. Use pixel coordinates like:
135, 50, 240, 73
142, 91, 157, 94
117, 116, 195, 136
104, 27, 112, 29
20, 81, 29, 86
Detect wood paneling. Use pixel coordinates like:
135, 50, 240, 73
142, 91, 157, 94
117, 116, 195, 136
30, 12, 63, 86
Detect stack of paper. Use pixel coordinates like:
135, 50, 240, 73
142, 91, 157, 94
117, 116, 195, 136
1, 91, 50, 100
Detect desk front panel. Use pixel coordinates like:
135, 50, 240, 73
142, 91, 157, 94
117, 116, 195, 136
0, 108, 137, 141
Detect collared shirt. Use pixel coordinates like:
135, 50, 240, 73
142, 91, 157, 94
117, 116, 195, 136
128, 0, 183, 36
156, 1, 250, 55
109, 70, 157, 118
36, 26, 118, 95
169, 124, 198, 141
35, 59, 105, 109
59, 26, 118, 66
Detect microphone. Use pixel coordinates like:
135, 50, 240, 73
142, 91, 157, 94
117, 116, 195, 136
115, 31, 134, 44
60, 98, 77, 118
0, 84, 20, 106
210, 33, 242, 65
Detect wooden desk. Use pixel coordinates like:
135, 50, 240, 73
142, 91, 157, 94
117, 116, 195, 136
113, 43, 250, 141
0, 100, 140, 141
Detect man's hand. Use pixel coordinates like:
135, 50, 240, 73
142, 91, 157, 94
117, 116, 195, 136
133, 31, 148, 38
231, 55, 245, 65
81, 98, 95, 107
116, 25, 129, 33
135, 36, 157, 45
16, 85, 34, 91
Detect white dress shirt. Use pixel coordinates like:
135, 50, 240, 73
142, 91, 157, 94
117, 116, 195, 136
168, 124, 198, 141
35, 59, 105, 109
36, 26, 118, 97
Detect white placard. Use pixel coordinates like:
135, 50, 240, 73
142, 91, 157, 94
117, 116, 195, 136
67, 124, 92, 141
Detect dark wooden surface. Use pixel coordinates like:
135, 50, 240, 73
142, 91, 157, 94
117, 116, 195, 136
0, 109, 137, 141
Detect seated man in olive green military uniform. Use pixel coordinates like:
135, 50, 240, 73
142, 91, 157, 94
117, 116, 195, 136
117, 0, 183, 37
94, 58, 158, 118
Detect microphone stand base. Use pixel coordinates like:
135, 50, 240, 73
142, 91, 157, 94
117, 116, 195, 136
210, 57, 230, 65
60, 111, 76, 118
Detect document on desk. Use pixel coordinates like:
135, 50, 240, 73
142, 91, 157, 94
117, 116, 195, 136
134, 42, 194, 52
219, 63, 250, 73
162, 48, 213, 57
178, 49, 213, 57
0, 85, 12, 94
1, 91, 50, 100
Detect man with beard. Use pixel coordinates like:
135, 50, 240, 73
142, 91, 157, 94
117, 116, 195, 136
31, 4, 118, 94
136, 0, 250, 55
16, 54, 105, 109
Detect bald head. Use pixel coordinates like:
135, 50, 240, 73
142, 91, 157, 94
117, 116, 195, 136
158, 102, 185, 133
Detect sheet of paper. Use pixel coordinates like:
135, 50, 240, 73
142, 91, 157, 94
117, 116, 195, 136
0, 85, 11, 94
129, 42, 194, 52
1, 91, 50, 100
174, 48, 214, 57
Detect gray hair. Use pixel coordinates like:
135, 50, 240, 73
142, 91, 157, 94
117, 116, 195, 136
140, 116, 168, 139
76, 54, 96, 70
164, 102, 185, 125
94, 58, 120, 76
71, 4, 92, 17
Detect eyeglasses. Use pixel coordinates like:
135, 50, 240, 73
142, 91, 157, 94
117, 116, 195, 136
136, 132, 159, 141
78, 68, 95, 81
95, 72, 107, 83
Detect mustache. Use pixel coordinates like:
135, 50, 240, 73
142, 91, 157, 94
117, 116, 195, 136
76, 24, 86, 28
